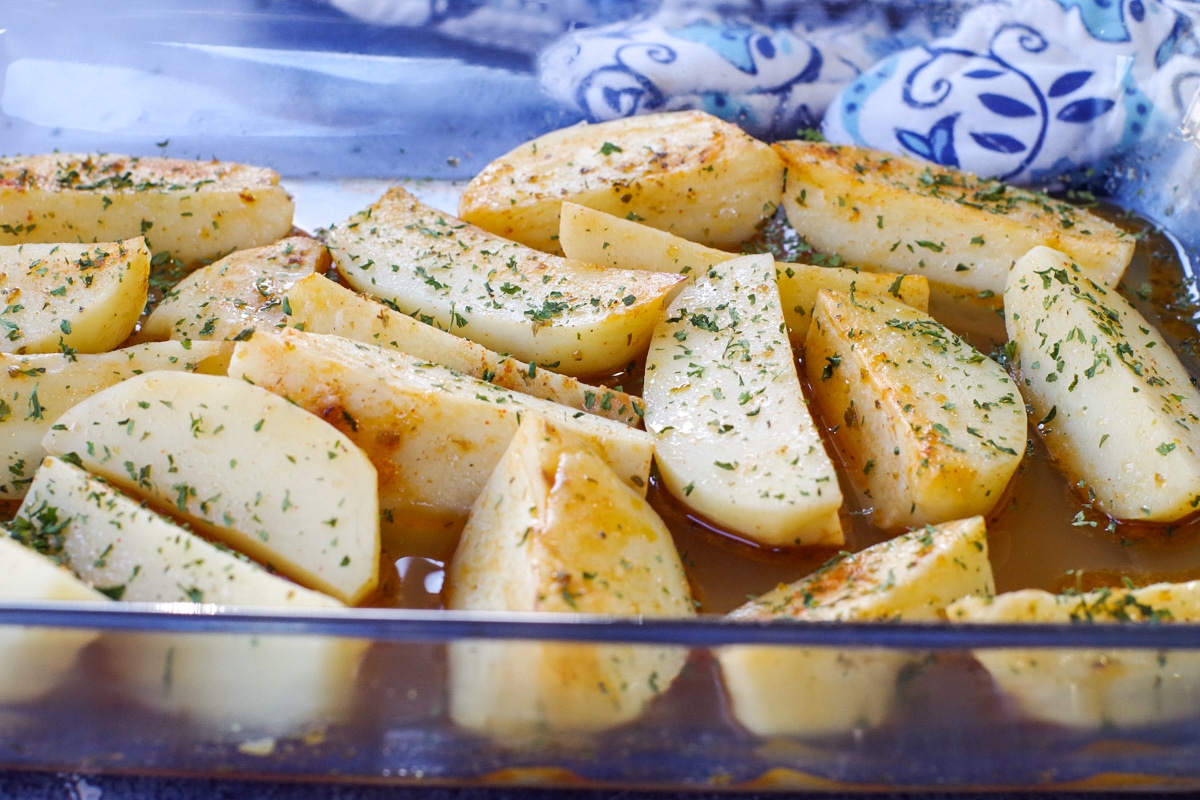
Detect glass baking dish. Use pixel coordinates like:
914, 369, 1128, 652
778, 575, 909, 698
5, 0, 1200, 791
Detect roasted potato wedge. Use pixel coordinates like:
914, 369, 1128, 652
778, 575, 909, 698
805, 288, 1025, 531
0, 153, 295, 266
282, 273, 641, 426
459, 110, 784, 254
327, 187, 685, 377
558, 201, 930, 344
719, 516, 993, 737
15, 455, 367, 736
643, 253, 843, 547
774, 141, 1135, 294
0, 239, 149, 355
0, 340, 228, 499
949, 581, 1200, 728
1006, 246, 1200, 522
0, 534, 107, 704
446, 414, 693, 736
40, 371, 381, 605
139, 236, 329, 343
228, 328, 655, 557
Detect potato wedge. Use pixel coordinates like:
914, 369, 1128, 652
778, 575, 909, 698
228, 328, 655, 556
0, 153, 295, 266
558, 201, 930, 343
1006, 246, 1200, 522
0, 239, 149, 355
949, 581, 1200, 728
19, 456, 349, 608
139, 236, 329, 343
327, 187, 685, 377
718, 516, 993, 737
14, 455, 367, 735
282, 273, 641, 426
0, 534, 107, 705
40, 371, 381, 605
774, 141, 1135, 294
805, 288, 1025, 531
0, 341, 228, 499
459, 110, 784, 254
643, 253, 843, 547
446, 414, 693, 736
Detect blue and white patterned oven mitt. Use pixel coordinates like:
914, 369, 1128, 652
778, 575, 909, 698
823, 0, 1199, 184
537, 4, 925, 141
327, 0, 1200, 184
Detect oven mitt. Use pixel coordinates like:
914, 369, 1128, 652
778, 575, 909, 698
536, 5, 932, 140
822, 0, 1197, 184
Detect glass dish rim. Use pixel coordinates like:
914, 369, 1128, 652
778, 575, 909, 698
3, 600, 1200, 650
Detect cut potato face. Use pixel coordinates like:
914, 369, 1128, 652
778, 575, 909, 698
327, 187, 685, 377
228, 329, 654, 555
774, 141, 1135, 294
40, 371, 381, 605
729, 516, 994, 622
949, 582, 1200, 728
459, 109, 784, 254
805, 288, 1025, 531
139, 236, 329, 343
12, 454, 367, 736
446, 414, 693, 736
718, 516, 993, 737
558, 200, 930, 343
1005, 245, 1200, 522
0, 239, 149, 355
0, 341, 228, 498
0, 153, 296, 266
18, 455, 347, 608
643, 253, 844, 547
0, 535, 108, 705
283, 273, 642, 426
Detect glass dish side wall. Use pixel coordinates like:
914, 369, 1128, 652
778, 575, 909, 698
4, 0, 1200, 792
5, 610, 1200, 790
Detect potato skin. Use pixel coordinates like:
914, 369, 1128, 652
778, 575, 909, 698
805, 288, 1024, 531
774, 140, 1135, 294
0, 153, 295, 266
328, 187, 684, 378
459, 110, 784, 254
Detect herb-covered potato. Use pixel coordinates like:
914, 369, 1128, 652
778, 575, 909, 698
40, 371, 381, 605
643, 253, 844, 548
458, 109, 784, 255
228, 328, 654, 557
0, 534, 108, 704
0, 239, 149, 355
949, 581, 1200, 728
718, 516, 993, 737
445, 414, 694, 737
12, 455, 367, 736
138, 236, 329, 343
558, 201, 930, 344
774, 141, 1135, 295
327, 187, 685, 378
0, 153, 295, 266
0, 340, 228, 499
805, 288, 1025, 531
282, 273, 642, 426
1006, 246, 1200, 522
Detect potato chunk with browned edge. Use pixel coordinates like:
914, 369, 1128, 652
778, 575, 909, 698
459, 110, 784, 255
774, 140, 1134, 295
0, 153, 295, 266
446, 414, 694, 737
805, 289, 1024, 531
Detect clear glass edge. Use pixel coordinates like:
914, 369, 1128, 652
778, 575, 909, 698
2, 599, 1199, 650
